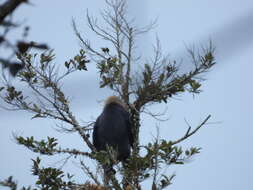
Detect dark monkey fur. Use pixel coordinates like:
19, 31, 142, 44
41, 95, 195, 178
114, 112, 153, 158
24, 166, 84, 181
93, 96, 133, 161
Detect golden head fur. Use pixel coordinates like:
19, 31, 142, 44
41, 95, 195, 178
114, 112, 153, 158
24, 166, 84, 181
105, 96, 127, 109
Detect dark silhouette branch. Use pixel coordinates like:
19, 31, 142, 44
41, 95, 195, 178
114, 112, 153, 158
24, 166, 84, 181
0, 0, 28, 23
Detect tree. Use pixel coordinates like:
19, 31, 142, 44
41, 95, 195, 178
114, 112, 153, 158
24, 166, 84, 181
0, 0, 48, 77
0, 0, 216, 189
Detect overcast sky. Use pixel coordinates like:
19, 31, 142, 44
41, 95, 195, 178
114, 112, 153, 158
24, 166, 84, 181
1, 0, 253, 189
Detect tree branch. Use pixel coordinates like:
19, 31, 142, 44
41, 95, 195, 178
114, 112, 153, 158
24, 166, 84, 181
171, 115, 211, 145
0, 0, 27, 23
54, 148, 93, 158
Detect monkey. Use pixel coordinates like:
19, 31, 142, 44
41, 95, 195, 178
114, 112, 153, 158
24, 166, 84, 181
93, 96, 133, 161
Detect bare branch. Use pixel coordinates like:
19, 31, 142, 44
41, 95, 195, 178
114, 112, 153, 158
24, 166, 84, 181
80, 161, 101, 185
171, 115, 211, 145
72, 20, 107, 61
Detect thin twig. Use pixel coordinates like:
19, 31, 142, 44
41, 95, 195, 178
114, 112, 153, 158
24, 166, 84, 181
171, 115, 211, 145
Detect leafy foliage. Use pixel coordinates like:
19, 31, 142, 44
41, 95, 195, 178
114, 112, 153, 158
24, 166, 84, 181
31, 157, 75, 190
64, 49, 90, 71
0, 176, 17, 190
16, 136, 58, 155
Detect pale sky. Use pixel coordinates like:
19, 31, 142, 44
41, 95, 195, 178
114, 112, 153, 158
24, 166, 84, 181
1, 0, 253, 189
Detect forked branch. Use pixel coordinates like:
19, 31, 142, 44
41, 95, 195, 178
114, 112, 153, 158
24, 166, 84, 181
171, 115, 211, 145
